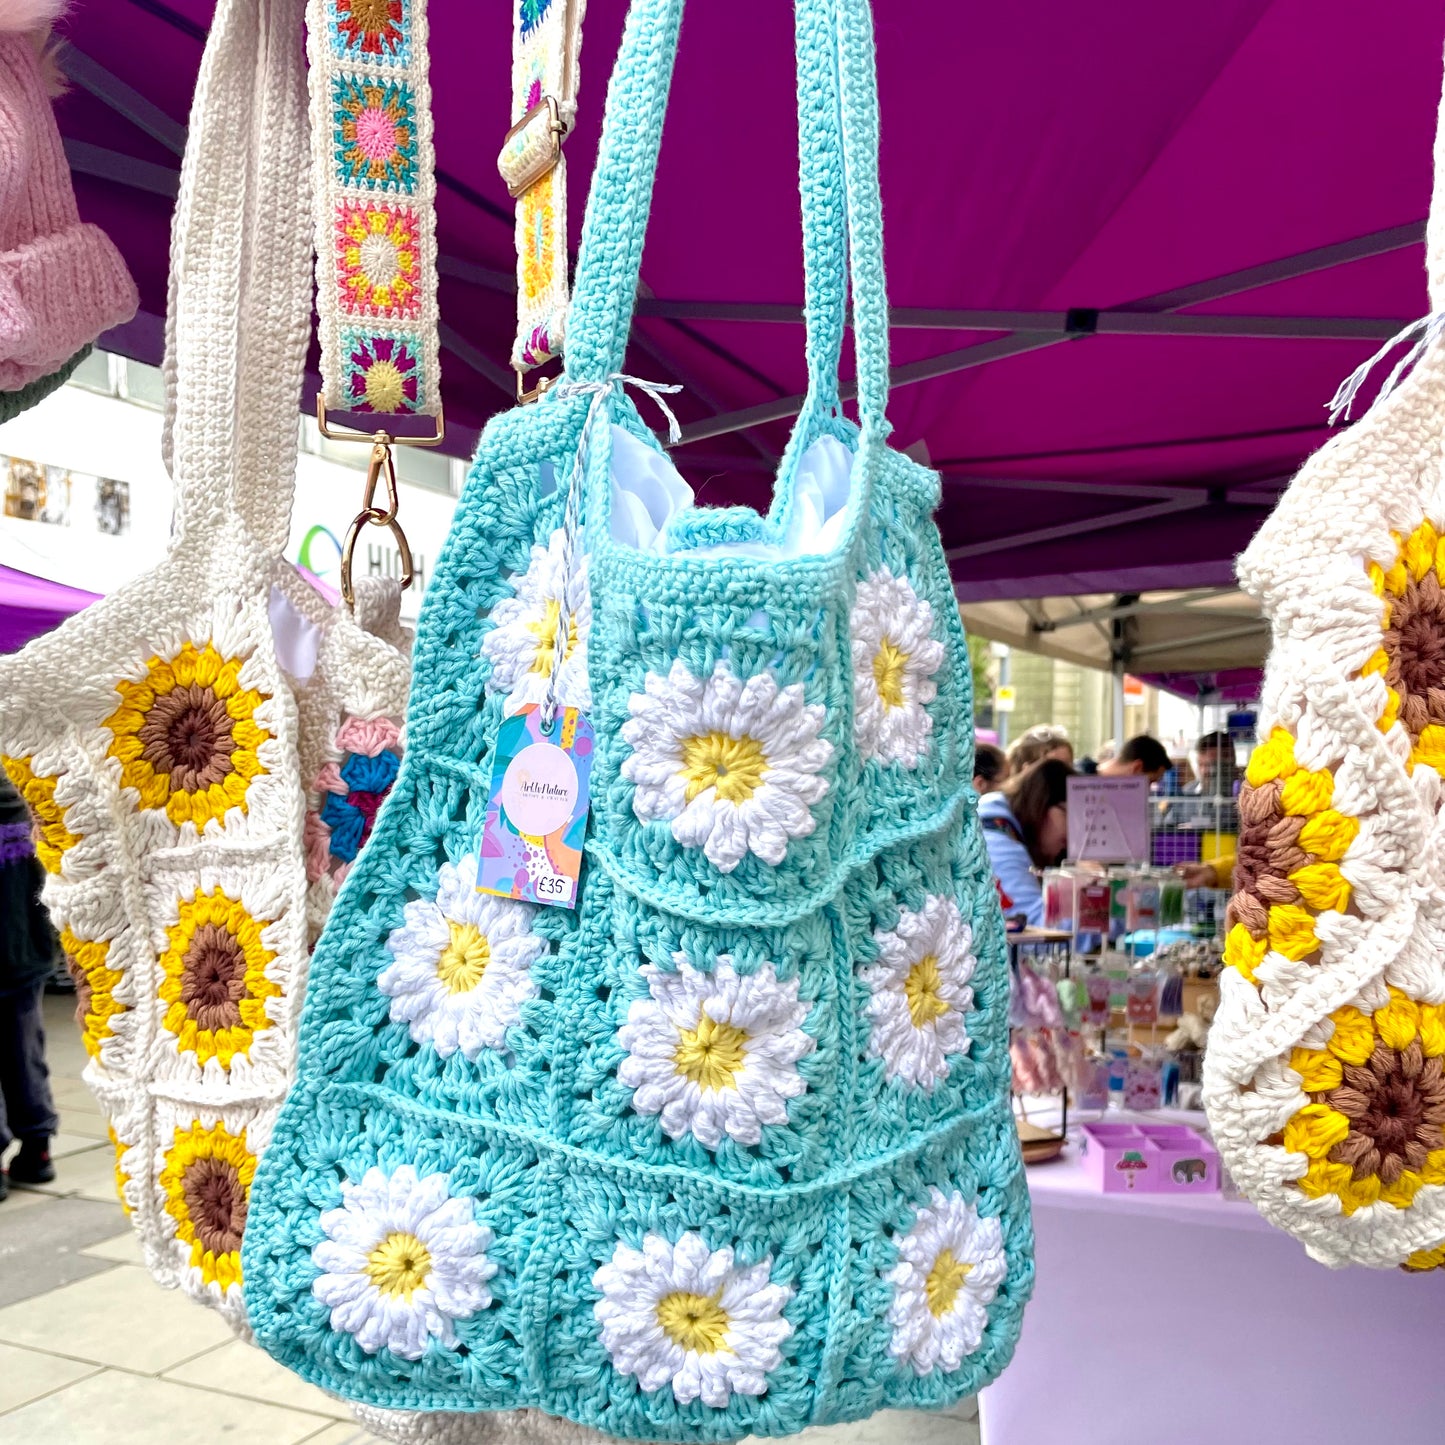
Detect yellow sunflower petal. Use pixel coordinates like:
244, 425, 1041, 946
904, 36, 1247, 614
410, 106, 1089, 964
1282, 1103, 1351, 1159
1223, 923, 1267, 982
1290, 862, 1352, 913
1246, 728, 1298, 788
1297, 810, 1359, 862
1405, 521, 1439, 582
1375, 989, 1421, 1053
1380, 685, 1402, 734
1290, 1046, 1343, 1093
1280, 768, 1334, 816
1326, 1006, 1376, 1067
1411, 725, 1445, 775
1379, 1169, 1427, 1209
1405, 1242, 1445, 1272
1418, 1004, 1445, 1058
1267, 904, 1319, 962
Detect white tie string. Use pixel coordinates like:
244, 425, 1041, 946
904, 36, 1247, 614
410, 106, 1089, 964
538, 374, 683, 730
1328, 310, 1445, 425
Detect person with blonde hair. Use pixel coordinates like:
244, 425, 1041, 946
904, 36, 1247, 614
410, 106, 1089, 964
1007, 724, 1073, 773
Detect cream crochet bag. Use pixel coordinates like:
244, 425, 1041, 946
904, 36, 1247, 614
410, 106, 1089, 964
1203, 62, 1445, 1270
0, 0, 410, 1327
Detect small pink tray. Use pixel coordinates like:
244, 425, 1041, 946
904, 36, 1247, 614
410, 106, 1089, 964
1079, 1122, 1219, 1193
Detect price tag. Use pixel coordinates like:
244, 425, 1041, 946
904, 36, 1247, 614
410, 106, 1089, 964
477, 705, 593, 909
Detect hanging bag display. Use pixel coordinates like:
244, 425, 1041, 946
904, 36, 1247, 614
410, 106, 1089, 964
1204, 55, 1445, 1270
0, 0, 411, 1328
244, 0, 1031, 1434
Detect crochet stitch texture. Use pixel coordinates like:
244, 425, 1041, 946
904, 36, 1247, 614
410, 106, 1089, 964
1204, 49, 1445, 1272
0, 0, 410, 1332
244, 0, 1031, 1433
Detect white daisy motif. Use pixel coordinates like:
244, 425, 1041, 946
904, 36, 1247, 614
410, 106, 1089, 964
594, 1231, 794, 1406
621, 659, 834, 873
886, 1189, 1006, 1375
378, 854, 544, 1060
311, 1164, 496, 1360
481, 527, 591, 714
851, 569, 945, 767
618, 955, 815, 1148
861, 894, 976, 1090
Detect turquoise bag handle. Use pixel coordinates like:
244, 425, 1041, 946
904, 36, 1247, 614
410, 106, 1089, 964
563, 0, 891, 446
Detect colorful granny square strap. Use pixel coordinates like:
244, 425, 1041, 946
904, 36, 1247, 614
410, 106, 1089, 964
307, 0, 442, 434
497, 0, 588, 381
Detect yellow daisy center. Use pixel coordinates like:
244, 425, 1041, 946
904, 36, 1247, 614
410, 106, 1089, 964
437, 921, 490, 994
925, 1248, 973, 1318
364, 360, 406, 412
528, 597, 578, 675
656, 1289, 730, 1354
680, 732, 768, 804
675, 1010, 749, 1091
873, 638, 909, 709
364, 1231, 433, 1298
905, 954, 950, 1029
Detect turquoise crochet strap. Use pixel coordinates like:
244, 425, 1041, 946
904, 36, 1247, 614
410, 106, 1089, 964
561, 0, 682, 386
832, 0, 890, 447
795, 0, 846, 421
564, 0, 889, 440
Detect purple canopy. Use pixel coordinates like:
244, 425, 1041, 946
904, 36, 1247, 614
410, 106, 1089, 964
49, 1, 1445, 600
0, 564, 100, 653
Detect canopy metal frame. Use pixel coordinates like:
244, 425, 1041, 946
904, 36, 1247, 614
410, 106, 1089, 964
63, 8, 1425, 602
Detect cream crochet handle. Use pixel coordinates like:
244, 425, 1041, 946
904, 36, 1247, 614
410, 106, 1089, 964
162, 0, 312, 558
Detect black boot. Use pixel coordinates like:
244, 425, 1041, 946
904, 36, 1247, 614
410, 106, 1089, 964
8, 1138, 54, 1185
0, 1168, 8, 1202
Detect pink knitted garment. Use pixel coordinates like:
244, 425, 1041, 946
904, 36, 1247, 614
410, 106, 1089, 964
0, 0, 137, 391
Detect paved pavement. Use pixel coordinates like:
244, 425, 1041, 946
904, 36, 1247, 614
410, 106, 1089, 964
0, 994, 980, 1445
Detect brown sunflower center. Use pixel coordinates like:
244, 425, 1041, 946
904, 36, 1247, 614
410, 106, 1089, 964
1324, 1040, 1445, 1184
138, 685, 237, 793
180, 924, 248, 1031
181, 1155, 246, 1255
65, 951, 94, 1024
1225, 780, 1308, 938
1384, 577, 1445, 734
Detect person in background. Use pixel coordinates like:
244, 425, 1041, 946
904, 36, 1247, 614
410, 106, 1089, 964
1097, 734, 1171, 784
979, 758, 1075, 928
1173, 730, 1243, 889
0, 775, 59, 1200
1178, 856, 1233, 890
1077, 739, 1117, 774
973, 741, 1009, 794
1193, 730, 1238, 798
1006, 724, 1073, 774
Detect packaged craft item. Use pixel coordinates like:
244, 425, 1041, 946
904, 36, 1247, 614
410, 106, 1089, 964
241, 0, 1033, 1431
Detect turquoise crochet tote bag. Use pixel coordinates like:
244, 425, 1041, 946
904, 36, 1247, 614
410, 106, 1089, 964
243, 0, 1033, 1435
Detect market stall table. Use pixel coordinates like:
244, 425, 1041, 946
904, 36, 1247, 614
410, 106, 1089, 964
980, 1117, 1445, 1444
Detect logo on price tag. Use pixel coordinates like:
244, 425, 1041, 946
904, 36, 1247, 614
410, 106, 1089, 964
477, 705, 593, 909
